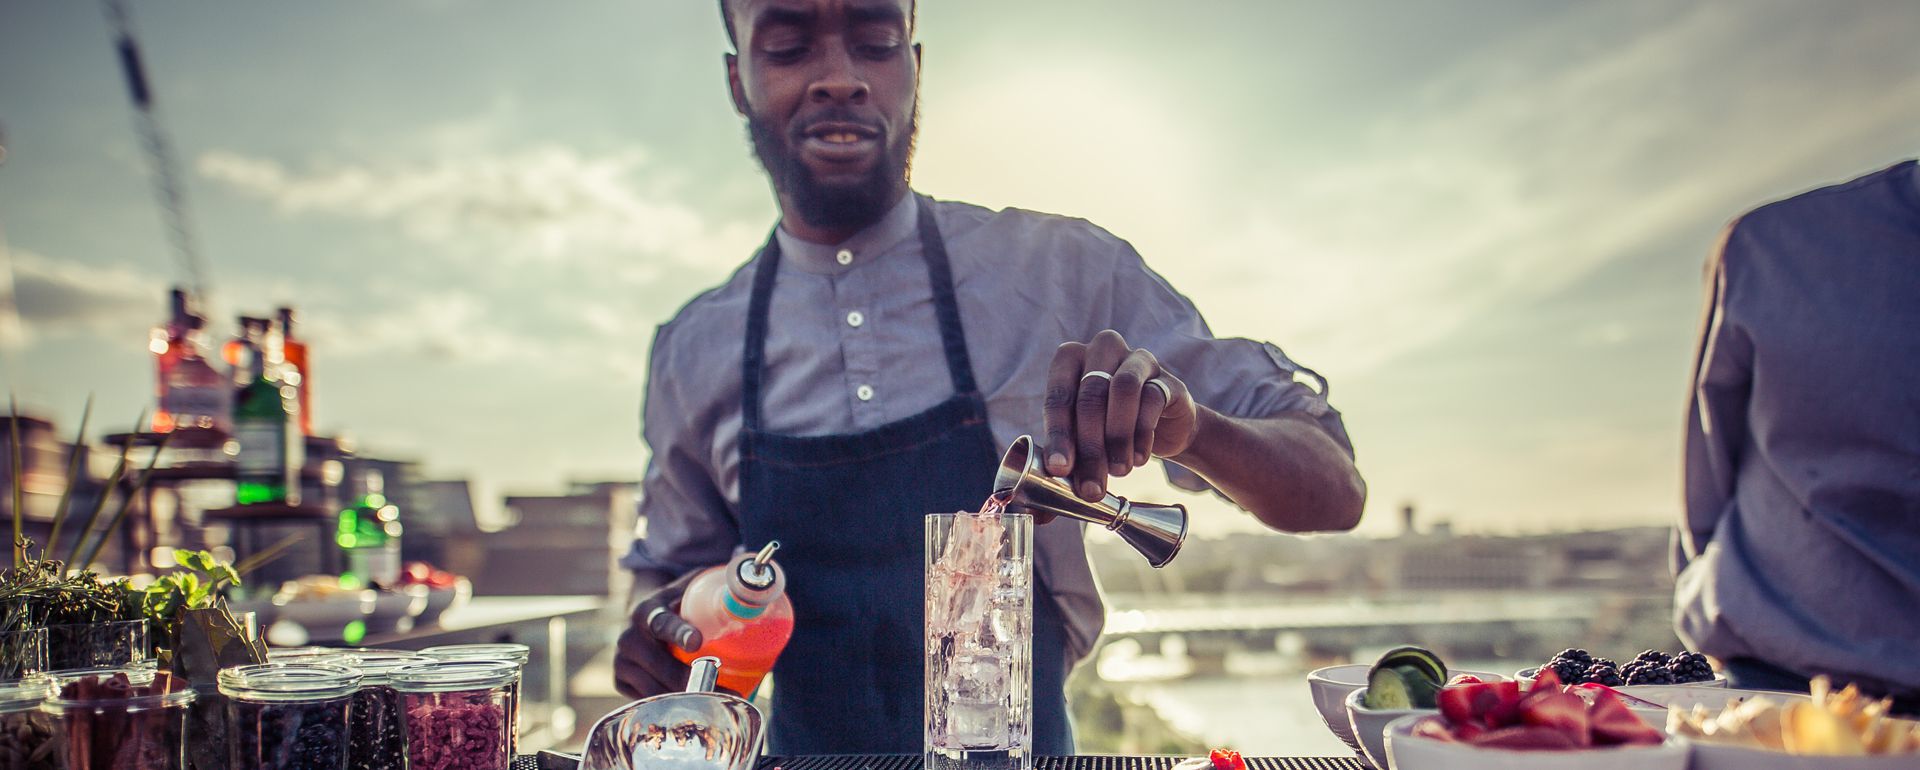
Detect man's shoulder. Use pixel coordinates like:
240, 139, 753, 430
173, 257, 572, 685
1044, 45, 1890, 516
652, 260, 757, 367
928, 196, 1137, 264
1737, 160, 1917, 237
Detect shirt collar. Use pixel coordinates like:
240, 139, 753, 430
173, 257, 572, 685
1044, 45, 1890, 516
773, 192, 920, 274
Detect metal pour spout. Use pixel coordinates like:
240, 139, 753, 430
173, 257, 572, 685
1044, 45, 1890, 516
993, 435, 1188, 568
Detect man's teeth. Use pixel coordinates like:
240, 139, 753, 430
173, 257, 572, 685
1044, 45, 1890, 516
822, 132, 861, 143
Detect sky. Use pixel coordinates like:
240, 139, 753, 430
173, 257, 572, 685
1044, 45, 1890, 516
1, 0, 1916, 539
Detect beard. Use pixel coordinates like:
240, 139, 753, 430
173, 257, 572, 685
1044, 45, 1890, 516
747, 101, 919, 232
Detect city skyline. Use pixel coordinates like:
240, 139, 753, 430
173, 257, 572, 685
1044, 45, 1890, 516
3, 1, 1918, 538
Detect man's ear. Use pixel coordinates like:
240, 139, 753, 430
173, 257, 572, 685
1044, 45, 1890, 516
725, 52, 748, 117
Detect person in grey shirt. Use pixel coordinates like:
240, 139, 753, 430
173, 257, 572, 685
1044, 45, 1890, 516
614, 0, 1366, 754
1676, 160, 1920, 710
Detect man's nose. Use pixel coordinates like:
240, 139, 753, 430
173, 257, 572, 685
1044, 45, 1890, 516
808, 44, 868, 104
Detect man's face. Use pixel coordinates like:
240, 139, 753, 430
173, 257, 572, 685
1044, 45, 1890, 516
727, 0, 919, 232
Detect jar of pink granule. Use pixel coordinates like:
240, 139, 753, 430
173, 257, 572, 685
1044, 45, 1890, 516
388, 660, 516, 770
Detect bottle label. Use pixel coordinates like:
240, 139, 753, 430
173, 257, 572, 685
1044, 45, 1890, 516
233, 422, 284, 472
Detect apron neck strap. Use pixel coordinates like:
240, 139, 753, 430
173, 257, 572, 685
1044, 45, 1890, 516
741, 194, 980, 433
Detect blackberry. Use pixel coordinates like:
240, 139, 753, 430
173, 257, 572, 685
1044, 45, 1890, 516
1542, 657, 1590, 684
1552, 648, 1594, 665
1631, 650, 1672, 667
1622, 661, 1676, 685
1584, 663, 1625, 687
1669, 652, 1714, 683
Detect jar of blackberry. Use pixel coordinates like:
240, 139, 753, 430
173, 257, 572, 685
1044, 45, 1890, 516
339, 651, 432, 770
0, 676, 57, 770
40, 667, 194, 770
219, 663, 361, 770
389, 660, 516, 770
418, 643, 530, 755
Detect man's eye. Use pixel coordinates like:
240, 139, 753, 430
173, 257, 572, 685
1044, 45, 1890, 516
763, 45, 809, 63
856, 43, 901, 60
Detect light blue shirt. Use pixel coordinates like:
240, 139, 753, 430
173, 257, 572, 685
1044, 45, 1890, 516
626, 193, 1353, 660
1677, 161, 1920, 696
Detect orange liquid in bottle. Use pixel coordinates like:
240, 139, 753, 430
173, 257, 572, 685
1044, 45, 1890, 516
671, 546, 795, 696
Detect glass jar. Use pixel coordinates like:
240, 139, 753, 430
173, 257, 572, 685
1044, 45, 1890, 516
46, 619, 150, 670
218, 663, 360, 770
418, 643, 530, 754
0, 677, 57, 769
389, 660, 516, 770
340, 650, 433, 770
0, 627, 48, 681
40, 667, 193, 770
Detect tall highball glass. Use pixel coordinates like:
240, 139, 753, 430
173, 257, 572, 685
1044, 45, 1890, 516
924, 511, 1033, 770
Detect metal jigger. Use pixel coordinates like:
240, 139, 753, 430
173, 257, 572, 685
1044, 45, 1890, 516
994, 434, 1188, 568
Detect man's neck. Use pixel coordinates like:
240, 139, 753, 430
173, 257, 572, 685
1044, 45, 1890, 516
776, 188, 912, 245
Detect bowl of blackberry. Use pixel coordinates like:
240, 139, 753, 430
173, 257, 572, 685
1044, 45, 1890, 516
1518, 649, 1726, 689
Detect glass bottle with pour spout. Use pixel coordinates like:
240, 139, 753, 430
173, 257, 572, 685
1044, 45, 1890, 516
671, 541, 795, 696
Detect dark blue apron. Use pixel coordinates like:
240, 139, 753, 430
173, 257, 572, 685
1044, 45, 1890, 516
737, 195, 1074, 755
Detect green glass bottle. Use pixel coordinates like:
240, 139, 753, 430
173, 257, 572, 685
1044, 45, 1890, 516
338, 468, 402, 586
232, 320, 302, 505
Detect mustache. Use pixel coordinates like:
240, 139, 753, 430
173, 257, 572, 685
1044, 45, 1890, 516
789, 107, 885, 140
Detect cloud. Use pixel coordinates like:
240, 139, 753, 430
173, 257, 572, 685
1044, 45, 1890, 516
196, 144, 756, 278
3, 249, 159, 342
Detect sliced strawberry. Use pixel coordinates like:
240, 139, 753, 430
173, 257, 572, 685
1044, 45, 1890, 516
1207, 748, 1246, 770
1519, 691, 1592, 748
1529, 666, 1563, 693
1587, 690, 1664, 746
1437, 683, 1483, 725
1482, 680, 1525, 728
1447, 673, 1483, 686
1467, 724, 1586, 750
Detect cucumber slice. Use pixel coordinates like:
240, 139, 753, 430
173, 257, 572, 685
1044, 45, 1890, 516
1374, 646, 1448, 686
1364, 666, 1414, 709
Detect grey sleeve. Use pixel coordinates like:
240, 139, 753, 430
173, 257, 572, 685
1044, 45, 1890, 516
1677, 223, 1752, 574
1104, 242, 1354, 492
620, 325, 741, 576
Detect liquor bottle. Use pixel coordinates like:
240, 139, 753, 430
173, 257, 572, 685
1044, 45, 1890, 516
232, 320, 302, 506
222, 316, 269, 390
337, 467, 402, 586
671, 541, 795, 696
152, 288, 231, 433
277, 306, 312, 436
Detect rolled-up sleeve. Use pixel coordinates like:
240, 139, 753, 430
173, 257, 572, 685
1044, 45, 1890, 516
620, 324, 741, 576
1105, 245, 1354, 492
1676, 223, 1752, 573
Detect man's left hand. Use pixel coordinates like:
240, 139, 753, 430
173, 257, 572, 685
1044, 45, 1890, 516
1043, 329, 1199, 503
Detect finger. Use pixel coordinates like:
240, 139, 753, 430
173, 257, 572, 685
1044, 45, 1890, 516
1105, 349, 1158, 476
1150, 373, 1199, 458
1043, 342, 1087, 476
1134, 376, 1169, 467
643, 603, 704, 651
1073, 331, 1130, 500
614, 626, 683, 698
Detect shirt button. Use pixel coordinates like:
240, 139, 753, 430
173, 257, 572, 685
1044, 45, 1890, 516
835, 249, 854, 266
846, 310, 865, 328
856, 384, 875, 402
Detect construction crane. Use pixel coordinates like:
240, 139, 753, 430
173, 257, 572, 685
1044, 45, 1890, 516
102, 0, 210, 302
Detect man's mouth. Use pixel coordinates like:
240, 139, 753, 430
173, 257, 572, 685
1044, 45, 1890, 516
799, 121, 881, 163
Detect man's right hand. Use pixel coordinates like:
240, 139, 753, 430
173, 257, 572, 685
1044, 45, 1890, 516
613, 568, 708, 700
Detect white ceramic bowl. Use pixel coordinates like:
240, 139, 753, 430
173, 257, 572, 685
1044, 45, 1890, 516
1307, 664, 1371, 756
1614, 685, 1808, 730
1342, 669, 1509, 769
1687, 738, 1920, 770
1383, 713, 1689, 770
1347, 688, 1430, 769
1517, 666, 1728, 689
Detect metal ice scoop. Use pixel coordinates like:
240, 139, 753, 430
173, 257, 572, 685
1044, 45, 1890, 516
577, 656, 765, 770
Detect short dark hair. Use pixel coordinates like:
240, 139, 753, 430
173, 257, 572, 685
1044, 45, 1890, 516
718, 0, 916, 49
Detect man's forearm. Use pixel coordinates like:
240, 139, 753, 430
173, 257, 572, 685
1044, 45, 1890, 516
1169, 408, 1366, 533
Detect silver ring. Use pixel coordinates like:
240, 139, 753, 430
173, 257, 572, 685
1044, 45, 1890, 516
644, 606, 670, 631
1145, 377, 1173, 403
1080, 370, 1113, 384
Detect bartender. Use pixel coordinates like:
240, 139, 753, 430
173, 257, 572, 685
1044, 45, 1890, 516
615, 0, 1366, 755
